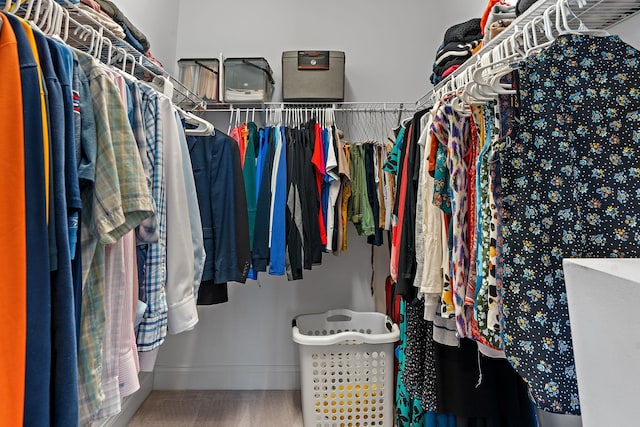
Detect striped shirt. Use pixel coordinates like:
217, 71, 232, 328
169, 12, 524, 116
135, 84, 168, 355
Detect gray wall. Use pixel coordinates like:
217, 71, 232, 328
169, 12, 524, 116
174, 0, 487, 102
112, 0, 181, 74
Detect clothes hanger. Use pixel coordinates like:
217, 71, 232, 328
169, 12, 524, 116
464, 64, 494, 103
127, 52, 136, 75
80, 26, 99, 57
118, 48, 129, 72
523, 16, 549, 57
23, 0, 38, 21
3, 0, 13, 12
451, 79, 472, 117
99, 36, 112, 63
556, 0, 609, 36
471, 49, 502, 95
42, 0, 58, 34
59, 7, 70, 42
31, 0, 49, 31
182, 109, 214, 136
53, 3, 65, 37
9, 0, 22, 13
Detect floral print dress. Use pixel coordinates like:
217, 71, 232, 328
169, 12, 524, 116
500, 34, 640, 414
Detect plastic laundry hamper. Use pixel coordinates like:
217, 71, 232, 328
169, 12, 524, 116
292, 309, 399, 427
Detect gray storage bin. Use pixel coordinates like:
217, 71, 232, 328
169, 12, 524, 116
224, 57, 274, 103
282, 50, 345, 102
177, 58, 220, 102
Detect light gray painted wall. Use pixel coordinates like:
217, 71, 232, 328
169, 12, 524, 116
112, 0, 181, 74
173, 0, 487, 102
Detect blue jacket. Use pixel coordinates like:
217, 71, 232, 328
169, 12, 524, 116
187, 131, 250, 298
35, 29, 80, 427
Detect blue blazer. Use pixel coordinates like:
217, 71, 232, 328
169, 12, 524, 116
187, 131, 250, 286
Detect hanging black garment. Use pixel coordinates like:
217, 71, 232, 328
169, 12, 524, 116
396, 109, 429, 297
300, 121, 323, 269
434, 338, 535, 425
285, 127, 304, 280
231, 137, 251, 283
365, 144, 384, 246
401, 299, 437, 412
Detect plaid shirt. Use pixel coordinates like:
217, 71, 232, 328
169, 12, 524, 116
76, 52, 153, 425
135, 84, 168, 353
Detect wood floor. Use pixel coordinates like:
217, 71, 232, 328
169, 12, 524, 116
128, 390, 303, 427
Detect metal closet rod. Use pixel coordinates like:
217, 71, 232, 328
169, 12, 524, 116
207, 101, 417, 112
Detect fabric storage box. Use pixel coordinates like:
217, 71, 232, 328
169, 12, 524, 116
223, 57, 274, 103
177, 58, 220, 102
282, 51, 345, 102
292, 309, 399, 427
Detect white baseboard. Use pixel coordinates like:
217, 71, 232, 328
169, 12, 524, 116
153, 365, 301, 390
92, 372, 154, 427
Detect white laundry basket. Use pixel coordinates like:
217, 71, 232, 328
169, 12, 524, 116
292, 309, 399, 427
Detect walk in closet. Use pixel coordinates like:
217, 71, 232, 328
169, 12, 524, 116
1, 0, 640, 426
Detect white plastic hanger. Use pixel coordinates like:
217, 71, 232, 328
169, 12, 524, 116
9, 0, 21, 13
23, 0, 38, 21
51, 2, 63, 36
227, 107, 235, 134
59, 7, 70, 41
98, 35, 112, 63
41, 0, 57, 34
183, 110, 214, 136
556, 0, 609, 36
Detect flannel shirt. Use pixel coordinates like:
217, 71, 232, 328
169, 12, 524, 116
76, 52, 153, 425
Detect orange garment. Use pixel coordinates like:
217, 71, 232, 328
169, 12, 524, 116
480, 0, 503, 36
229, 125, 246, 168
472, 41, 484, 55
21, 20, 49, 222
240, 123, 249, 167
428, 131, 439, 177
0, 14, 27, 427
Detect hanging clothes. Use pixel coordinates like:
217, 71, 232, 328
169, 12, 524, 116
0, 10, 214, 424
188, 130, 250, 304
0, 12, 28, 427
268, 125, 287, 275
253, 127, 276, 272
500, 34, 640, 414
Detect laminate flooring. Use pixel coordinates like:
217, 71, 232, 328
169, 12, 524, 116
128, 390, 303, 427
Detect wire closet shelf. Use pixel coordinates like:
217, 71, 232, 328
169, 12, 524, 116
206, 102, 418, 113
5, 0, 208, 110
416, 0, 640, 109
